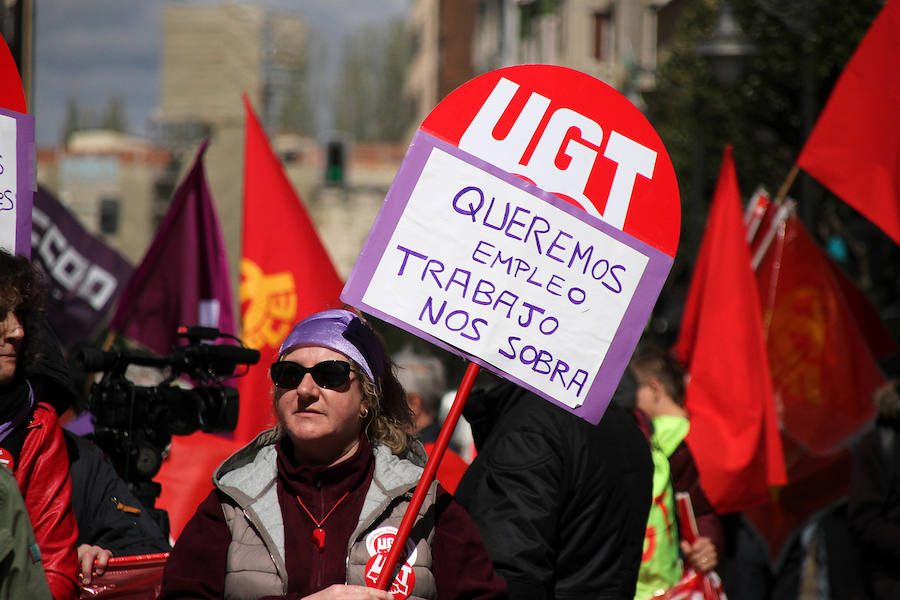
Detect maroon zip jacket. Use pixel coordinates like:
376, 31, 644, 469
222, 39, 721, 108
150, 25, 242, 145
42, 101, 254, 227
160, 436, 507, 599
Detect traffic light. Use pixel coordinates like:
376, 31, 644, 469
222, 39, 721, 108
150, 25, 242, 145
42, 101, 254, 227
324, 139, 346, 185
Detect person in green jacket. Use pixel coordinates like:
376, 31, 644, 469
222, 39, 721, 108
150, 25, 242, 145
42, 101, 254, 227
628, 343, 724, 599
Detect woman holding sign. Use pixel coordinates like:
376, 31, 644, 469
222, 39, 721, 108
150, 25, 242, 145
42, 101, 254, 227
160, 309, 505, 600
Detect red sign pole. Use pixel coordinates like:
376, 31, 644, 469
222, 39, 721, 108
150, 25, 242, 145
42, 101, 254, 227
374, 361, 481, 591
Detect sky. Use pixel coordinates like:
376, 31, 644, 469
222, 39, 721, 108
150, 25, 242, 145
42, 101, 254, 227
32, 0, 411, 147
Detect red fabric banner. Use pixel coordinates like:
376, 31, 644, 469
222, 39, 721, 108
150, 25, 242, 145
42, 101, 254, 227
797, 0, 900, 245
235, 96, 344, 444
756, 214, 885, 455
825, 258, 897, 361
743, 201, 892, 561
155, 432, 243, 540
744, 437, 853, 562
673, 146, 786, 514
78, 552, 169, 599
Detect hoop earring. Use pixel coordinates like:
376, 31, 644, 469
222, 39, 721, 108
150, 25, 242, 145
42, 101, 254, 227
360, 407, 370, 420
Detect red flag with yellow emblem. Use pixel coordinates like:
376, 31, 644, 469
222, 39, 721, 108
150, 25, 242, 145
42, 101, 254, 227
236, 96, 343, 443
756, 213, 885, 455
746, 210, 889, 560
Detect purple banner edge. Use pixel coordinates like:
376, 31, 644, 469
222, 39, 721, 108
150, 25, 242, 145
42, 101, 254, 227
0, 107, 34, 258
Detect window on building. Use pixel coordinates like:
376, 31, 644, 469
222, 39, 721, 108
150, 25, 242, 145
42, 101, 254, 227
99, 197, 120, 235
594, 10, 613, 61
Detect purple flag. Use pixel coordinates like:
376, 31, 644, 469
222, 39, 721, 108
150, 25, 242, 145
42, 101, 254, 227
109, 140, 235, 355
31, 185, 134, 347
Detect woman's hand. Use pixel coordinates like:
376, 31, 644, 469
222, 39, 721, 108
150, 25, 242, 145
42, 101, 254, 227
77, 543, 113, 585
680, 536, 717, 573
304, 584, 394, 600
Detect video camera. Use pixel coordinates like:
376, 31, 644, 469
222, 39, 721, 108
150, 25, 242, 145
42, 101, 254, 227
76, 326, 259, 520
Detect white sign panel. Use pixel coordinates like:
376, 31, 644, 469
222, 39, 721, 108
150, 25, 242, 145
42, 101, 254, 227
0, 107, 34, 257
0, 113, 18, 253
362, 149, 649, 407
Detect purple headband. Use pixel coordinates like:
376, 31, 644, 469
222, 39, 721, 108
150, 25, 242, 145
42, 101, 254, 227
278, 309, 385, 387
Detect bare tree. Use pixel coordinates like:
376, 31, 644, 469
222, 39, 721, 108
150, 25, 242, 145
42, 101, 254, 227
334, 19, 411, 143
101, 95, 128, 132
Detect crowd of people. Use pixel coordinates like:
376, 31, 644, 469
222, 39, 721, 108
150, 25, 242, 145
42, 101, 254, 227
2, 246, 898, 600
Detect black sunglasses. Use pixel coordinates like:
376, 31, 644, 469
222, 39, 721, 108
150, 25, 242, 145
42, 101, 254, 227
270, 360, 354, 389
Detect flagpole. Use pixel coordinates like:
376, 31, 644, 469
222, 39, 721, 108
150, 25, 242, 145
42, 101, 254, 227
744, 187, 770, 243
374, 361, 481, 591
774, 164, 800, 204
751, 201, 794, 270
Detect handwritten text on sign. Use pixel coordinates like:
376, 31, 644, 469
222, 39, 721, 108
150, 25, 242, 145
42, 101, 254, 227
361, 148, 648, 408
0, 113, 18, 252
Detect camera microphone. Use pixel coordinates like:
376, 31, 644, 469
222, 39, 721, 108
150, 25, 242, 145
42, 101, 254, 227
177, 325, 222, 341
76, 347, 168, 372
175, 343, 260, 376
76, 347, 117, 372
196, 344, 261, 366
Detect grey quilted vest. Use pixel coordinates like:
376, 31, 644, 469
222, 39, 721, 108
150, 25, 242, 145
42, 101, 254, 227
213, 430, 438, 600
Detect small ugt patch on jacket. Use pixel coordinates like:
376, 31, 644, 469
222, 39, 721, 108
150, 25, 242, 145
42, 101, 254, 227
363, 526, 417, 600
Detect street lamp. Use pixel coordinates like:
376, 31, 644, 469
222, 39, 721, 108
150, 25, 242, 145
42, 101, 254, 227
695, 1, 758, 85
690, 0, 757, 201
686, 1, 758, 272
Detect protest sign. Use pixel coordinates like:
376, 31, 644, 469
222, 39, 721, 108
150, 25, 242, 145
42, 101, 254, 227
343, 65, 679, 423
0, 32, 27, 114
0, 107, 34, 257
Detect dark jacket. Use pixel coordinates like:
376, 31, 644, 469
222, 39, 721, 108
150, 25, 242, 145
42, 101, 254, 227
668, 440, 724, 551
847, 418, 900, 599
455, 380, 653, 600
65, 430, 171, 556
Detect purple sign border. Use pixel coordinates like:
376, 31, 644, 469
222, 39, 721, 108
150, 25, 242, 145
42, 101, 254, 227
0, 106, 34, 258
342, 131, 674, 424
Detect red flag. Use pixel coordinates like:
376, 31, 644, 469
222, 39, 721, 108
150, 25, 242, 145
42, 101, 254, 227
797, 0, 900, 246
673, 146, 786, 514
825, 258, 897, 360
235, 96, 343, 443
155, 432, 243, 540
743, 203, 892, 561
756, 213, 885, 455
744, 437, 853, 562
109, 141, 235, 354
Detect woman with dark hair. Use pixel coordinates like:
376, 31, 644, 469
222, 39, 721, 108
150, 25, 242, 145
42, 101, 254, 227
0, 250, 79, 599
160, 308, 506, 600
